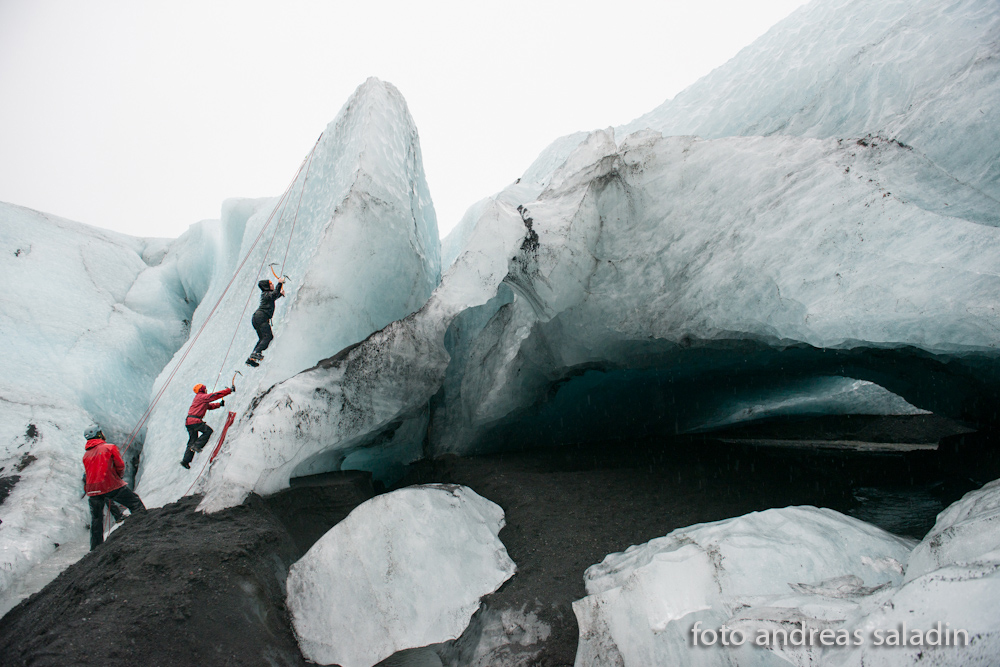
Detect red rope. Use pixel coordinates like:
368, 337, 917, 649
211, 186, 295, 392
208, 132, 323, 392
280, 133, 323, 276
169, 136, 323, 496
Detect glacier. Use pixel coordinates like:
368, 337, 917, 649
138, 77, 440, 509
189, 0, 1000, 509
0, 202, 207, 611
196, 124, 1000, 510
286, 485, 515, 667
0, 77, 440, 610
620, 0, 1000, 224
0, 0, 999, 663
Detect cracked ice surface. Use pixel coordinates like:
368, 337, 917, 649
286, 484, 515, 667
139, 78, 440, 509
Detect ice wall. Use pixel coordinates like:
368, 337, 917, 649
199, 199, 524, 509
200, 122, 1000, 509
428, 0, 1000, 450
140, 78, 441, 508
620, 0, 1000, 222
429, 128, 1000, 454
0, 202, 209, 606
202, 27, 1000, 503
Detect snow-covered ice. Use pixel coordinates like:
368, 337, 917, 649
286, 484, 515, 667
825, 480, 1000, 665
905, 477, 1000, 581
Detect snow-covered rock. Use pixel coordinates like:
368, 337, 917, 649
139, 77, 440, 508
0, 202, 202, 607
572, 507, 913, 667
286, 484, 516, 667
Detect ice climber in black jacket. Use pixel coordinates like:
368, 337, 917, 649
247, 277, 285, 366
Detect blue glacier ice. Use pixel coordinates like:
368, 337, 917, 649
0, 78, 440, 611
0, 2, 998, 663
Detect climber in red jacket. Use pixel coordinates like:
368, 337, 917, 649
83, 425, 146, 550
181, 383, 233, 469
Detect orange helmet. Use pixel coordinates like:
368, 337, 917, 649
193, 384, 206, 393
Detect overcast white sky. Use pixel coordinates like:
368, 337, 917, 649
0, 0, 809, 239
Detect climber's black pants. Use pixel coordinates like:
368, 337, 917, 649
251, 310, 273, 356
183, 423, 213, 463
89, 485, 145, 550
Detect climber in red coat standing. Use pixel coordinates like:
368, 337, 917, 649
83, 425, 146, 550
181, 383, 233, 469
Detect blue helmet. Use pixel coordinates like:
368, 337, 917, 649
84, 425, 103, 440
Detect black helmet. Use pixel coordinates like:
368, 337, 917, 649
258, 279, 272, 290
84, 425, 103, 440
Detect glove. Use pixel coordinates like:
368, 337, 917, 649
230, 384, 236, 393
220, 399, 225, 407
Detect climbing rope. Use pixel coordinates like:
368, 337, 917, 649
121, 136, 322, 455
210, 133, 323, 391
279, 133, 322, 277
121, 181, 293, 454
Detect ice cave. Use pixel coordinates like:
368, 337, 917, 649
1, 0, 999, 665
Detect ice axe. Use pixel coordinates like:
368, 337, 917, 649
230, 370, 242, 393
268, 263, 290, 283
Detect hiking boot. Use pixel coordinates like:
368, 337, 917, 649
180, 461, 191, 469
